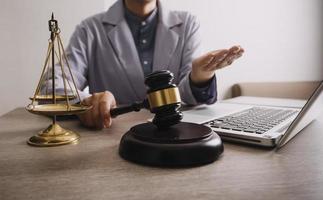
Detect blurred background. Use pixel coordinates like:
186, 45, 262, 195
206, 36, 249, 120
0, 0, 322, 115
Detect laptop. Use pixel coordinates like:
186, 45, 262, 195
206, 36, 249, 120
182, 81, 323, 148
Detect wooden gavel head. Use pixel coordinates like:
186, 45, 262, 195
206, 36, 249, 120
110, 70, 183, 129
145, 70, 183, 129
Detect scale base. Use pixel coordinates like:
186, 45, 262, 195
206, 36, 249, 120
27, 123, 80, 147
119, 122, 223, 167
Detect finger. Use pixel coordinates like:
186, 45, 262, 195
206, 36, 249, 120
226, 46, 240, 59
206, 50, 229, 70
219, 48, 236, 65
228, 52, 243, 63
101, 91, 117, 128
234, 53, 243, 60
198, 53, 217, 68
217, 57, 234, 69
233, 48, 244, 58
223, 46, 241, 63
215, 46, 241, 69
238, 47, 245, 54
198, 49, 227, 68
229, 45, 241, 54
231, 46, 245, 57
79, 96, 96, 127
78, 112, 95, 128
208, 46, 244, 71
81, 96, 92, 106
84, 113, 95, 128
209, 49, 229, 58
99, 100, 112, 128
219, 53, 243, 69
209, 53, 234, 70
92, 94, 103, 129
212, 60, 226, 70
227, 53, 240, 63
111, 102, 117, 109
228, 47, 244, 62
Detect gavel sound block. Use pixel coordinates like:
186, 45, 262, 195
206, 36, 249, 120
111, 70, 223, 167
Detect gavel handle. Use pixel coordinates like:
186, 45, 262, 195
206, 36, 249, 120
110, 102, 144, 118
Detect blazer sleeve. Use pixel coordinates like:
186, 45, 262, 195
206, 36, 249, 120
41, 22, 91, 101
177, 14, 217, 105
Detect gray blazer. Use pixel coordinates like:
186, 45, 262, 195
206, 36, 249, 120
58, 0, 204, 105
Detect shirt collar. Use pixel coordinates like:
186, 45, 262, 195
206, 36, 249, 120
124, 4, 158, 26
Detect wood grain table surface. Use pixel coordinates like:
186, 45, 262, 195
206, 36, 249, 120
1, 108, 323, 200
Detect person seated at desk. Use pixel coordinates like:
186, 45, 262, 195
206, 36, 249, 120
50, 0, 244, 129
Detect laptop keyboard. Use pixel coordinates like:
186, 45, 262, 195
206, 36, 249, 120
205, 107, 298, 134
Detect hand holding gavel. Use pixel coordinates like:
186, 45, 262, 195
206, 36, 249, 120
77, 91, 116, 129
78, 70, 183, 130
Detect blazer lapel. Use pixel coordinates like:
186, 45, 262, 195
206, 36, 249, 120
103, 0, 146, 99
153, 1, 182, 72
153, 25, 179, 72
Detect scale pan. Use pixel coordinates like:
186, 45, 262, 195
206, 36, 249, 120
26, 104, 91, 116
29, 95, 76, 101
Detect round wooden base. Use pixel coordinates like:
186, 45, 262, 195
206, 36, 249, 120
119, 122, 223, 167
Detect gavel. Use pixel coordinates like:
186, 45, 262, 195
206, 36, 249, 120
110, 70, 183, 129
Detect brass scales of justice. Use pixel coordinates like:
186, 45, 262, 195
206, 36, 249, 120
26, 13, 91, 147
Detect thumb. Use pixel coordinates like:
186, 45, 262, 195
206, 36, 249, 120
99, 92, 117, 128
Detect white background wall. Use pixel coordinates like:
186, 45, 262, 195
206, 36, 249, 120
0, 0, 105, 116
0, 0, 322, 116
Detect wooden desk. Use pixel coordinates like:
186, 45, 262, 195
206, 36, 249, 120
1, 108, 323, 200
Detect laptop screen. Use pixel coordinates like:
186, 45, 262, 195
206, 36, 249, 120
277, 81, 323, 149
